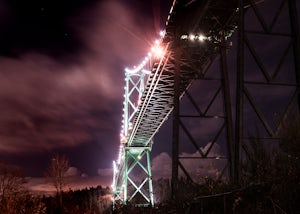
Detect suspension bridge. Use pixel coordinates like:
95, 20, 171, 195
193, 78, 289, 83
112, 0, 300, 208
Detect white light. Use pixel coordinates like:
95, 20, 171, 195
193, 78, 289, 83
198, 34, 205, 41
137, 98, 142, 105
142, 69, 151, 74
159, 30, 165, 37
184, 34, 207, 42
189, 34, 195, 41
113, 161, 119, 173
181, 35, 188, 40
151, 44, 164, 58
137, 155, 141, 160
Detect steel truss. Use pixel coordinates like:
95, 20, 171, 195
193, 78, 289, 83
171, 0, 300, 195
170, 0, 239, 197
171, 34, 235, 197
235, 0, 300, 181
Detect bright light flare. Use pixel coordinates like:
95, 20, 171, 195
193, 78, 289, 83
151, 44, 164, 58
124, 31, 166, 74
159, 30, 165, 37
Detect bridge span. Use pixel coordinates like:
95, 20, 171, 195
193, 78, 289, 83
112, 0, 239, 207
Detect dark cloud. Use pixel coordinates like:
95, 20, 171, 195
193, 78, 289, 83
0, 0, 168, 178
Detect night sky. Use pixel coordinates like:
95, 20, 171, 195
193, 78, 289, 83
0, 0, 173, 185
1, 0, 299, 193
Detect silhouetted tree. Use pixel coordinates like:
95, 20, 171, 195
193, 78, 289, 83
0, 162, 25, 213
15, 193, 46, 214
46, 154, 69, 212
242, 136, 272, 184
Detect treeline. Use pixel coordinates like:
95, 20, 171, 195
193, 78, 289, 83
43, 185, 111, 214
0, 152, 114, 214
0, 173, 112, 214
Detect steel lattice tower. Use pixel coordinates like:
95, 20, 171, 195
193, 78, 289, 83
113, 65, 154, 207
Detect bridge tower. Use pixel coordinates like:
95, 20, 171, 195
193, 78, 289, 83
113, 58, 154, 207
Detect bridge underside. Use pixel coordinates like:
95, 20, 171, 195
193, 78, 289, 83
113, 0, 300, 207
113, 0, 239, 207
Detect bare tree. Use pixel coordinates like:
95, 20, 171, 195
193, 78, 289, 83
46, 154, 69, 211
0, 162, 25, 213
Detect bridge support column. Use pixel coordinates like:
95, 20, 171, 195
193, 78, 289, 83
146, 150, 154, 206
234, 0, 245, 184
220, 31, 234, 183
124, 153, 128, 205
288, 0, 300, 109
123, 147, 154, 206
171, 48, 181, 200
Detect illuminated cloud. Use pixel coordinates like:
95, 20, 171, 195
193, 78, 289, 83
151, 142, 225, 181
97, 168, 113, 177
24, 177, 56, 195
0, 0, 155, 158
152, 152, 172, 179
25, 175, 111, 195
65, 166, 80, 177
0, 55, 117, 154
